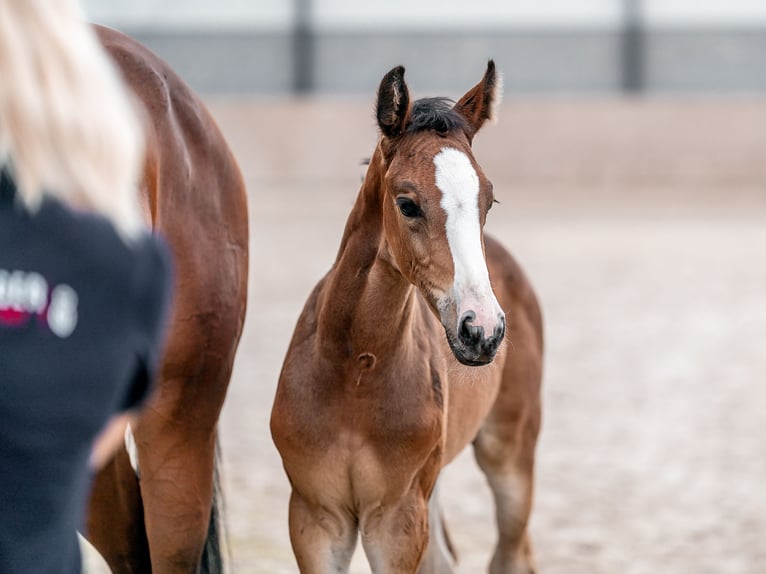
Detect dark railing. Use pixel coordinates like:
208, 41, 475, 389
292, 0, 315, 94
621, 0, 645, 93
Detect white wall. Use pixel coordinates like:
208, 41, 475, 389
83, 0, 766, 31
644, 0, 766, 27
312, 0, 621, 30
82, 0, 293, 30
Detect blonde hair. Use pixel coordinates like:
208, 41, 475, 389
0, 0, 145, 238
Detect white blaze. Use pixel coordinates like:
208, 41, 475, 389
434, 147, 501, 328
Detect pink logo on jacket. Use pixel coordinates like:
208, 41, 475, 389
0, 269, 78, 338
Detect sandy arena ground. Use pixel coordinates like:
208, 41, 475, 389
86, 98, 766, 573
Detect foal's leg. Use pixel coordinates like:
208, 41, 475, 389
473, 436, 536, 574
360, 489, 431, 574
418, 479, 457, 574
473, 339, 542, 573
288, 490, 358, 573
85, 444, 151, 573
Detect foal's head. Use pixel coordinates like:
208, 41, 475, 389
372, 61, 504, 366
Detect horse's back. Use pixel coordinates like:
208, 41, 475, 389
484, 233, 543, 456
485, 232, 544, 410
485, 233, 543, 353
442, 234, 542, 463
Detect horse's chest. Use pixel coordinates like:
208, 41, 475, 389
275, 364, 445, 505
287, 416, 442, 509
294, 375, 443, 458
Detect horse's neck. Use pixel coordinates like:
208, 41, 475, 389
317, 149, 416, 361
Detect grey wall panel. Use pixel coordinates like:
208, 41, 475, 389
123, 31, 294, 94
645, 28, 766, 93
106, 28, 766, 95
312, 31, 623, 96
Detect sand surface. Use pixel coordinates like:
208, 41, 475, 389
85, 98, 766, 574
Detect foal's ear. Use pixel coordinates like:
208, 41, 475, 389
453, 60, 503, 139
376, 66, 411, 139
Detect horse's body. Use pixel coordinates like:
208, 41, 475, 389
271, 63, 542, 573
85, 26, 248, 573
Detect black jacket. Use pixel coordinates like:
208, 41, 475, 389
0, 168, 173, 574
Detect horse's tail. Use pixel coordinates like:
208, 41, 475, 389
200, 438, 228, 574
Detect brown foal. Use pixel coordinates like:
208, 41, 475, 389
271, 62, 543, 574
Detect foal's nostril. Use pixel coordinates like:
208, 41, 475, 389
458, 312, 506, 357
493, 314, 506, 343
458, 311, 484, 346
481, 314, 505, 355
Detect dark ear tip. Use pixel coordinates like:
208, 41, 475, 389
384, 65, 406, 83
378, 65, 406, 96
376, 65, 410, 138
486, 60, 496, 78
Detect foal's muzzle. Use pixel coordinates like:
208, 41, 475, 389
450, 310, 506, 366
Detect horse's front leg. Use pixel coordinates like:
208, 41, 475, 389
288, 490, 358, 573
359, 488, 432, 574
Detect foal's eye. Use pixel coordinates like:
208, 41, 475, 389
396, 197, 422, 218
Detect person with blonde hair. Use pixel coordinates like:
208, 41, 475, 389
0, 1, 173, 572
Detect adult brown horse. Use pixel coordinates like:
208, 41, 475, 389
271, 62, 543, 573
84, 26, 249, 573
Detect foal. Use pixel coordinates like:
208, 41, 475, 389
271, 62, 543, 574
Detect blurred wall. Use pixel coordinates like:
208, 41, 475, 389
83, 0, 766, 96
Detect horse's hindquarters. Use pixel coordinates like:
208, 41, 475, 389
89, 25, 248, 574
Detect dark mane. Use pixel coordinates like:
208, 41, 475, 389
407, 97, 466, 134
